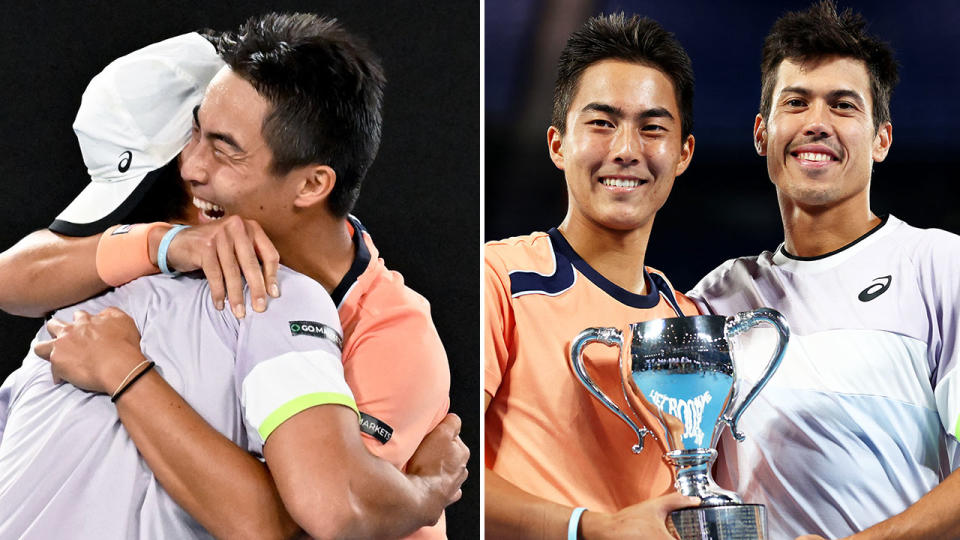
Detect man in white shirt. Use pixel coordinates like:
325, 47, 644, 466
688, 2, 960, 538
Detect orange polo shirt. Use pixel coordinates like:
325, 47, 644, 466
485, 229, 699, 512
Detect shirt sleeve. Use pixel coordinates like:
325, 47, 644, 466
484, 249, 513, 399
685, 284, 715, 315
923, 231, 960, 442
674, 291, 704, 316
342, 295, 450, 469
235, 269, 353, 454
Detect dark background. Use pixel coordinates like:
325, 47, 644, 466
0, 2, 479, 537
486, 0, 960, 292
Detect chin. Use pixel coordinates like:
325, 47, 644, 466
597, 213, 654, 233
780, 185, 842, 208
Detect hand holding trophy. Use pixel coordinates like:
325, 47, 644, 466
570, 309, 789, 540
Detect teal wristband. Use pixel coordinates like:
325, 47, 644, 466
158, 224, 191, 275
567, 507, 587, 540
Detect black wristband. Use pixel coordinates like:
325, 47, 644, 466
111, 361, 156, 403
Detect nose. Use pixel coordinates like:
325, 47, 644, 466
802, 101, 835, 139
612, 126, 641, 165
178, 135, 208, 185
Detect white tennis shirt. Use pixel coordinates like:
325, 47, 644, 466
0, 266, 348, 538
688, 215, 960, 539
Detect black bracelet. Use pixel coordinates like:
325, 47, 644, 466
110, 361, 156, 403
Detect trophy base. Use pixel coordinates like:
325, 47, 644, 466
667, 504, 766, 540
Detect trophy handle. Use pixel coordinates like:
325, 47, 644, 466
570, 327, 653, 454
720, 308, 790, 441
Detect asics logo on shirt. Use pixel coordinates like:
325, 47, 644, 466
858, 275, 892, 302
118, 151, 132, 173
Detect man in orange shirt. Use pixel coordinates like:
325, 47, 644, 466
485, 13, 700, 539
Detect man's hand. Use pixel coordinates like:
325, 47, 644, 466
33, 307, 146, 394
158, 216, 280, 318
405, 413, 470, 523
580, 492, 701, 540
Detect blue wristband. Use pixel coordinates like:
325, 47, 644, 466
158, 224, 191, 275
567, 507, 587, 540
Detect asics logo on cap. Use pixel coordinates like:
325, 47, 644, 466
858, 275, 892, 302
118, 151, 132, 173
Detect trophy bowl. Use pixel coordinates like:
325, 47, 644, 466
570, 309, 789, 540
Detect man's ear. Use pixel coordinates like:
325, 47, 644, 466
753, 114, 767, 156
675, 134, 695, 176
547, 126, 565, 170
293, 165, 336, 209
872, 122, 893, 163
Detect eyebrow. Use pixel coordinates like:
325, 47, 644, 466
193, 104, 245, 154
779, 86, 866, 108
581, 102, 675, 121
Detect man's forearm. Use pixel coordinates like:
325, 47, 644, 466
0, 230, 106, 317
116, 369, 301, 540
486, 468, 578, 539
848, 469, 960, 540
263, 405, 447, 539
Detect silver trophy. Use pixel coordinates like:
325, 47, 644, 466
570, 309, 789, 540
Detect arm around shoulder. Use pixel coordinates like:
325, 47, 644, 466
263, 403, 464, 539
243, 272, 466, 538
0, 229, 105, 317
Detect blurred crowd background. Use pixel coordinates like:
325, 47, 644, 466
486, 0, 959, 291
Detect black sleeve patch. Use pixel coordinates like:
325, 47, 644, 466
359, 412, 393, 445
288, 320, 343, 349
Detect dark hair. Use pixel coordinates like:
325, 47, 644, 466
551, 13, 694, 140
215, 13, 385, 217
125, 159, 191, 224
759, 0, 898, 130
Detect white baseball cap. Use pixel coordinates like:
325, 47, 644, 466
50, 32, 225, 236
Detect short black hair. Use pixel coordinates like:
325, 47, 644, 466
125, 160, 191, 225
551, 13, 694, 140
215, 13, 385, 217
759, 0, 899, 130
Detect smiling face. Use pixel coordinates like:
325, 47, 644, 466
179, 67, 304, 236
756, 56, 892, 211
548, 59, 694, 234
